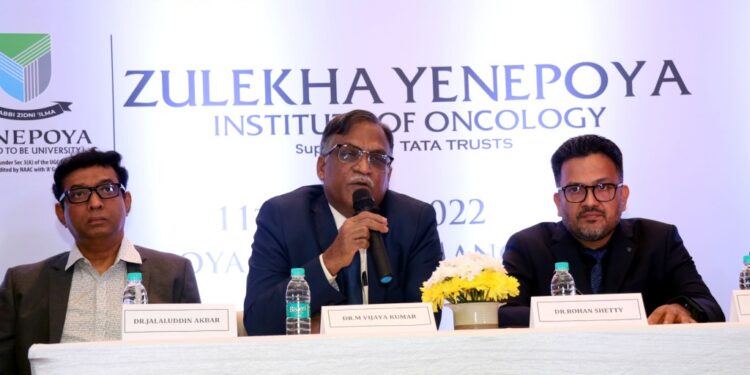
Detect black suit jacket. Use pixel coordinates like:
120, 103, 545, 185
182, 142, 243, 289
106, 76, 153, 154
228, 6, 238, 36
243, 185, 443, 335
0, 246, 201, 375
500, 218, 724, 326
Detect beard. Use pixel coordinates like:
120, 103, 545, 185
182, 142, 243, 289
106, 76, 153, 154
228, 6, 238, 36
563, 207, 619, 244
570, 222, 616, 243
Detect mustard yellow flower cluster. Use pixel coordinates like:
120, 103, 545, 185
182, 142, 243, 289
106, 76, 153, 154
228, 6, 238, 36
421, 256, 520, 312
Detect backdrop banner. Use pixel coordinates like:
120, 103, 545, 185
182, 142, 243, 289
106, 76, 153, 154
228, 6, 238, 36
2, 1, 747, 324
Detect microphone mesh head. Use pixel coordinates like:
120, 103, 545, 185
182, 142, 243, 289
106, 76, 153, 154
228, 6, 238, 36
352, 188, 375, 213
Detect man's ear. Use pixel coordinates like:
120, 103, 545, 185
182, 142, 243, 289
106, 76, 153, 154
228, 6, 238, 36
124, 191, 132, 215
316, 156, 326, 181
55, 203, 66, 227
553, 191, 563, 217
619, 184, 630, 213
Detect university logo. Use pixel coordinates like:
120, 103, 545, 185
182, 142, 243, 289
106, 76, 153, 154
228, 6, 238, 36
0, 33, 71, 120
0, 33, 51, 102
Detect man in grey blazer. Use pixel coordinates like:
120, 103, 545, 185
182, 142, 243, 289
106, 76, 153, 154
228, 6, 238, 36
0, 149, 201, 375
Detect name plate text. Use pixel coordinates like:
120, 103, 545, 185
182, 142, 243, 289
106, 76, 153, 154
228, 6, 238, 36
729, 290, 750, 322
122, 304, 237, 340
321, 302, 435, 334
530, 293, 647, 328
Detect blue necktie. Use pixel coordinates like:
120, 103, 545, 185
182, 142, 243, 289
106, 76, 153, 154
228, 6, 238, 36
583, 248, 606, 294
342, 256, 362, 304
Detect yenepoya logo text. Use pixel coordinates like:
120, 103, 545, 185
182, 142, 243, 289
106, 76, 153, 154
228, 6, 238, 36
121, 60, 688, 137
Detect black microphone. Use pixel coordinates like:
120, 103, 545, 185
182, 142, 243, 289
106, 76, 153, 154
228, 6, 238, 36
352, 188, 393, 284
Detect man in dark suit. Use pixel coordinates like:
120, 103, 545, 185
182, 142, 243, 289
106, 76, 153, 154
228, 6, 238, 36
500, 134, 724, 327
244, 109, 443, 335
0, 149, 201, 375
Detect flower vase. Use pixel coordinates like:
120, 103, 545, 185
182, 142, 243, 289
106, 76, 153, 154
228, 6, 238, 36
447, 302, 501, 330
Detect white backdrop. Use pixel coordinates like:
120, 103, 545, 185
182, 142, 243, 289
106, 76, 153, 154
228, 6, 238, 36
2, 1, 748, 322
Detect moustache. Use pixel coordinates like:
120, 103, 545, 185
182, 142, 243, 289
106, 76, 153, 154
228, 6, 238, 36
348, 175, 374, 188
577, 207, 606, 219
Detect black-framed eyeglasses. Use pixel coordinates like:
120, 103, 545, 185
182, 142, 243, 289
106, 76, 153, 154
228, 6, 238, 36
58, 182, 126, 204
322, 143, 394, 170
558, 183, 623, 203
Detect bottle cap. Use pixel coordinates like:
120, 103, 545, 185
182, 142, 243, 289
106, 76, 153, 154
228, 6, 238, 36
743, 255, 750, 264
554, 262, 569, 271
127, 272, 143, 281
291, 268, 305, 277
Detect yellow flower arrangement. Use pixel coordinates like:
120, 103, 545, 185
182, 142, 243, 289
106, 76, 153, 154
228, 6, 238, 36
421, 253, 520, 312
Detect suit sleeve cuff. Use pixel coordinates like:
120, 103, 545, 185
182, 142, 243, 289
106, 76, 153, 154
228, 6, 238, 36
319, 254, 339, 291
667, 295, 708, 322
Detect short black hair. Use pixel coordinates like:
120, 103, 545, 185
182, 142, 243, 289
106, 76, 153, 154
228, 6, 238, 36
551, 134, 623, 186
320, 109, 394, 153
52, 148, 129, 201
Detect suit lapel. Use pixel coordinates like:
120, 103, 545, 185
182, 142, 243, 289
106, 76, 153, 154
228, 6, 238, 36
311, 192, 337, 255
550, 223, 591, 295
48, 254, 73, 343
311, 190, 348, 298
602, 221, 635, 293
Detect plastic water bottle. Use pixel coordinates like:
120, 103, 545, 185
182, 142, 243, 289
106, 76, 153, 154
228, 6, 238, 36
286, 268, 311, 335
740, 255, 750, 290
550, 262, 576, 296
122, 272, 148, 304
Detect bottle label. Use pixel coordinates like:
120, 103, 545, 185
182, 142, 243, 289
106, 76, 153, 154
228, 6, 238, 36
286, 302, 310, 319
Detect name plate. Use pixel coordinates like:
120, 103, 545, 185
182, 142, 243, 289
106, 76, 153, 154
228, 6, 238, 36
321, 302, 436, 335
122, 304, 237, 340
530, 293, 647, 328
729, 290, 750, 322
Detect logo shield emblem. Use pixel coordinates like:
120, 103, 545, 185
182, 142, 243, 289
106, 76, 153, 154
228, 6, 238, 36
0, 33, 52, 103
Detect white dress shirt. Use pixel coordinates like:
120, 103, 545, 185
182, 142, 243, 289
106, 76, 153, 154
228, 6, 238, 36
61, 237, 142, 342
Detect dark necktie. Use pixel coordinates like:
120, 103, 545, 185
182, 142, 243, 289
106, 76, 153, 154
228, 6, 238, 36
583, 248, 606, 294
342, 256, 362, 304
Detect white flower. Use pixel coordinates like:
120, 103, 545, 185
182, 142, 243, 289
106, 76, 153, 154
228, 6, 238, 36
422, 253, 506, 288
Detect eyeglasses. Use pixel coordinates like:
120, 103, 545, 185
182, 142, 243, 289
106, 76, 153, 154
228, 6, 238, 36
322, 143, 394, 170
58, 182, 125, 204
558, 183, 623, 203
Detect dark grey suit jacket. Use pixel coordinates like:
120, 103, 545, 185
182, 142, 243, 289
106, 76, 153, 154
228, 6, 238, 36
500, 218, 724, 327
0, 246, 201, 375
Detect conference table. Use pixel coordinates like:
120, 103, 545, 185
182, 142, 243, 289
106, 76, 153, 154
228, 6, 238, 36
28, 323, 749, 374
